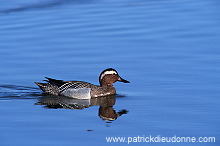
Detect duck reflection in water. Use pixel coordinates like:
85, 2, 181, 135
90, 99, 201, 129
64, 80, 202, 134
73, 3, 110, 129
35, 95, 128, 121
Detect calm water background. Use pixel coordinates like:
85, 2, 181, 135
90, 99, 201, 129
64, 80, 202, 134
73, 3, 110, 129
0, 0, 220, 145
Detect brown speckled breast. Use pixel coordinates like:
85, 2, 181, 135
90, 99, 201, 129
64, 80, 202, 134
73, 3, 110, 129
90, 86, 116, 98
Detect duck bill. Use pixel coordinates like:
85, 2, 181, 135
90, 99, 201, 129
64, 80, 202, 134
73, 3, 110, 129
118, 76, 130, 83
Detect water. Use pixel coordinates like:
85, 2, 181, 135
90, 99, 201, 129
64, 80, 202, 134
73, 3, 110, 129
0, 0, 220, 145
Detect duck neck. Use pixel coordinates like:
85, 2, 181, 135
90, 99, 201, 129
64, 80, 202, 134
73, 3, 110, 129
100, 80, 113, 87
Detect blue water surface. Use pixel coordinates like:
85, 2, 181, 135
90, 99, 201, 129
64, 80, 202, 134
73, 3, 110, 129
0, 0, 220, 145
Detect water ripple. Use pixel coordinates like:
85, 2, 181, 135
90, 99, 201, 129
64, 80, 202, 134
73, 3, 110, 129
0, 0, 92, 14
0, 84, 39, 99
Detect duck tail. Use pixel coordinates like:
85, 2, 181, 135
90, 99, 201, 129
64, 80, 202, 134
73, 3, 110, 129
34, 82, 59, 95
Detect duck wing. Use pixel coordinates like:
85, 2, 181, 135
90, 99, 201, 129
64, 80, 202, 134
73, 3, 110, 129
59, 81, 92, 92
44, 77, 65, 86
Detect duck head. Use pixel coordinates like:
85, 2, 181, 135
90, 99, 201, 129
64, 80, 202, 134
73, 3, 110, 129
99, 68, 130, 87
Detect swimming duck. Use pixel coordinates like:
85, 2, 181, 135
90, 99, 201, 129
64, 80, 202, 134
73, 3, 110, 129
35, 68, 129, 99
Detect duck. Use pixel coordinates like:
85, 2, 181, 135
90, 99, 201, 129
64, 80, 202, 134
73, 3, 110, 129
35, 68, 129, 99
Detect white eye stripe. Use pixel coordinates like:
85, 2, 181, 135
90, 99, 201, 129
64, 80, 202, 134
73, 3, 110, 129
103, 71, 117, 75
100, 70, 118, 80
